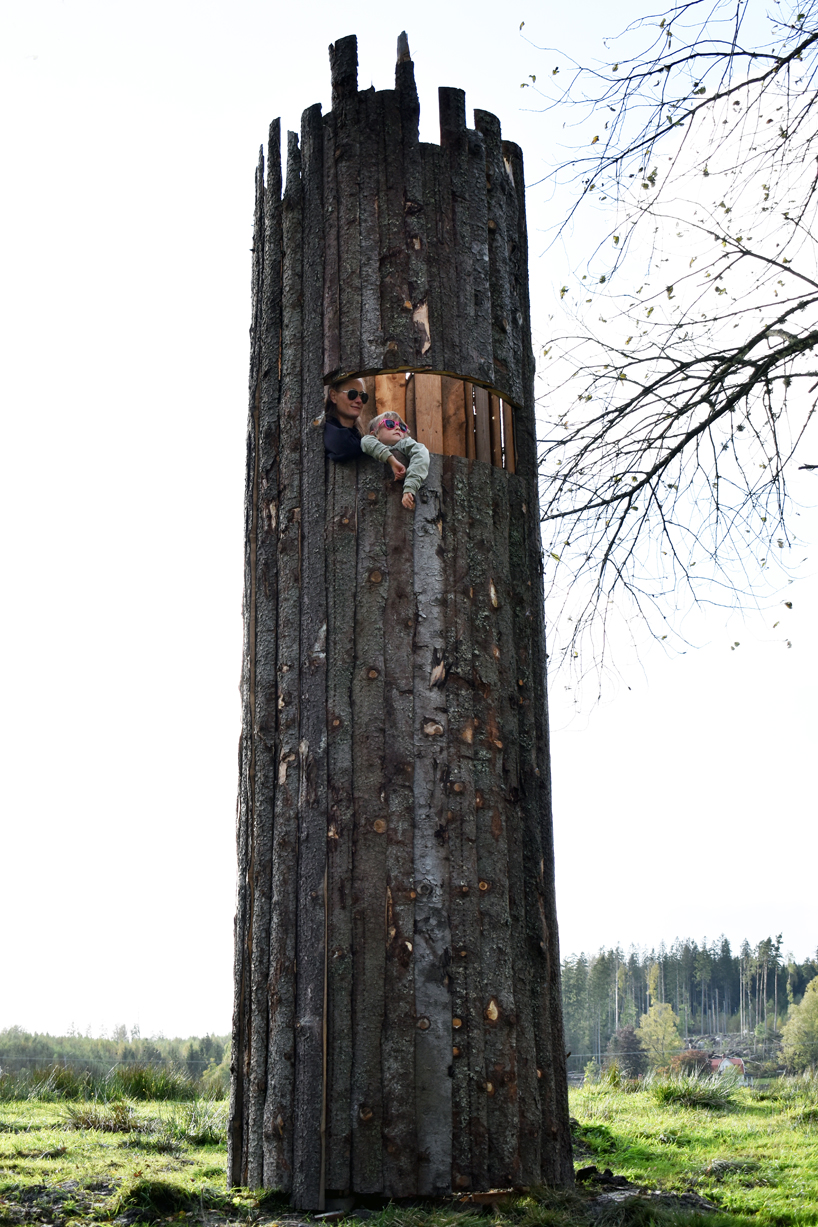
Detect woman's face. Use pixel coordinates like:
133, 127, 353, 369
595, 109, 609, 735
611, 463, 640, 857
330, 378, 366, 426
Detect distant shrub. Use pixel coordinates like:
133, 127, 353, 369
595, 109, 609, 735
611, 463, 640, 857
670, 1049, 711, 1077
782, 974, 818, 1071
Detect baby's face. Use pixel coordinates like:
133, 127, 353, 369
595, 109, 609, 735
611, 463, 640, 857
376, 417, 408, 446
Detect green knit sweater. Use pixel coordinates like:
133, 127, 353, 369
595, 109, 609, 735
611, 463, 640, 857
360, 433, 430, 496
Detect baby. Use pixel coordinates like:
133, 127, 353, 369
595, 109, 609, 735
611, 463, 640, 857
361, 412, 430, 509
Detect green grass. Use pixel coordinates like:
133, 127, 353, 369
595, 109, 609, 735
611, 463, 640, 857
1, 1080, 818, 1226
0, 1098, 239, 1227
570, 1076, 818, 1224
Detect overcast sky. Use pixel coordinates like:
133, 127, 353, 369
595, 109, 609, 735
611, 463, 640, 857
1, 0, 815, 1040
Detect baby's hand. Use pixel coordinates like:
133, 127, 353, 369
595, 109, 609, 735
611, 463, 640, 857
388, 456, 406, 480
402, 491, 415, 510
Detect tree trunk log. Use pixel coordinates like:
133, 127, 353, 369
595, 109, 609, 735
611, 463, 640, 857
230, 33, 573, 1208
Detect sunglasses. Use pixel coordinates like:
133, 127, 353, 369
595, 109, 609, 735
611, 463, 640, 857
340, 388, 369, 404
380, 418, 408, 432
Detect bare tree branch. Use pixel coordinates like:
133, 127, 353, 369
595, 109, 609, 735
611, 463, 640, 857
529, 0, 818, 682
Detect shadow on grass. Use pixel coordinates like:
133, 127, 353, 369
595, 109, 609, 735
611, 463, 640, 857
109, 1178, 230, 1222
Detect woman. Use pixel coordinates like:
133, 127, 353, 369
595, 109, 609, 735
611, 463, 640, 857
324, 377, 367, 461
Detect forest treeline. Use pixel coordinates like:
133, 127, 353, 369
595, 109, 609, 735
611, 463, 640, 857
0, 1026, 229, 1082
5, 934, 817, 1084
561, 936, 818, 1072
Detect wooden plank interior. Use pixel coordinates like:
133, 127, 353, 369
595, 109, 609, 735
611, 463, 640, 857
473, 385, 491, 464
404, 373, 416, 437
414, 372, 444, 454
502, 400, 515, 473
441, 375, 466, 457
489, 394, 503, 468
375, 372, 407, 424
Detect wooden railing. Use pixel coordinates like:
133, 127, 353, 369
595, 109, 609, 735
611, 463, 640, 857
355, 371, 516, 473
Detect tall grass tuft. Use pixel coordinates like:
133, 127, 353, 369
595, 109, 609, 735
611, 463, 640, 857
62, 1102, 148, 1133
649, 1071, 737, 1109
161, 1098, 227, 1146
108, 1064, 196, 1101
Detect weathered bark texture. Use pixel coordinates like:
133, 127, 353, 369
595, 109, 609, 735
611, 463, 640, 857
230, 33, 573, 1209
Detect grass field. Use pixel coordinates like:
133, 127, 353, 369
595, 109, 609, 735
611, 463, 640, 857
569, 1074, 818, 1224
1, 1075, 817, 1226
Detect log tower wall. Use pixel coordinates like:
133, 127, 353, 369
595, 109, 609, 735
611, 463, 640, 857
230, 33, 573, 1209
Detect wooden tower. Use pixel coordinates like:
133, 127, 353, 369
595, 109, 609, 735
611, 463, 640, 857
230, 32, 573, 1210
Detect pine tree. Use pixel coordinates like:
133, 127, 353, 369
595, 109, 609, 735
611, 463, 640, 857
605, 1025, 648, 1077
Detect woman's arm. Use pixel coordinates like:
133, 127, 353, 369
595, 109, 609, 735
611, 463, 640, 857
324, 419, 363, 462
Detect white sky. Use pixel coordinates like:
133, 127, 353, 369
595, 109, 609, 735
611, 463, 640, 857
1, 0, 815, 1040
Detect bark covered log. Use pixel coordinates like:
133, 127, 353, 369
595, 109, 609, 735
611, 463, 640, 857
231, 32, 573, 1209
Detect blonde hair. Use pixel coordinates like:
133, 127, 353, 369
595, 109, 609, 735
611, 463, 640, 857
368, 411, 407, 435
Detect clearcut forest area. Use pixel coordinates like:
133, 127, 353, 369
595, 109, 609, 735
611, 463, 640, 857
561, 938, 818, 1077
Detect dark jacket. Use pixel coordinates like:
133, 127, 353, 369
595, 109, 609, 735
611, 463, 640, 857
324, 418, 363, 462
